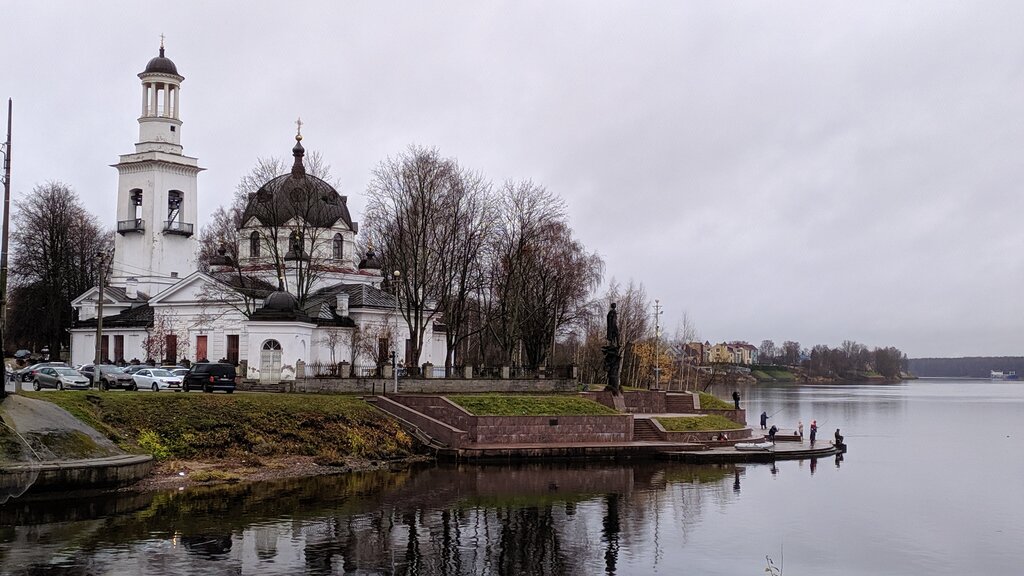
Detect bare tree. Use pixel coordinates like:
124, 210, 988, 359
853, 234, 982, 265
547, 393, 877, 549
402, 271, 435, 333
142, 312, 190, 364
363, 146, 458, 368
9, 182, 110, 356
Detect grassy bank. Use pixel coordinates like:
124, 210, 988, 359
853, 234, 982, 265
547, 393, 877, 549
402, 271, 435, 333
697, 392, 734, 410
656, 415, 745, 432
22, 392, 415, 463
450, 394, 617, 416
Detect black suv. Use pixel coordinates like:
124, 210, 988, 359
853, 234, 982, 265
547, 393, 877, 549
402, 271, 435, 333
182, 363, 237, 393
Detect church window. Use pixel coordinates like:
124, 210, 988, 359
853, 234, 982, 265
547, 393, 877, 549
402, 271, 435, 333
288, 231, 303, 255
262, 339, 282, 351
250, 231, 261, 258
333, 233, 344, 260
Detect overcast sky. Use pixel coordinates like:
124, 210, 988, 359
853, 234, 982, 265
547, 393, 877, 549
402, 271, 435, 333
3, 2, 1023, 358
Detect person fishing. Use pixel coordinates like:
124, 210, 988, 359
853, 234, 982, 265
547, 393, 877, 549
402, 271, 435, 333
798, 420, 804, 439
768, 424, 778, 443
809, 420, 818, 446
760, 411, 768, 430
834, 428, 844, 445
732, 390, 741, 409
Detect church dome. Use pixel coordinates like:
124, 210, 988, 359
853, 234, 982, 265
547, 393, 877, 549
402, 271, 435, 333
143, 46, 179, 76
240, 136, 354, 230
262, 289, 299, 312
358, 249, 383, 270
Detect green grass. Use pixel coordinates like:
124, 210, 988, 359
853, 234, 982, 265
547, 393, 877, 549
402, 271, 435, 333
765, 370, 795, 381
449, 395, 618, 416
656, 415, 744, 432
697, 392, 734, 410
22, 391, 415, 462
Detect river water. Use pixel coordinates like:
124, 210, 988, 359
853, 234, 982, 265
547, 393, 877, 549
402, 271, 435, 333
2, 379, 1022, 575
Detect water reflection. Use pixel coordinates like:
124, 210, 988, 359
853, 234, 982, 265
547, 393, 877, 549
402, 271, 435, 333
0, 462, 741, 575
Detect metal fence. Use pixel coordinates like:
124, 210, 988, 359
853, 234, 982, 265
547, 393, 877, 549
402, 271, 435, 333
299, 362, 577, 380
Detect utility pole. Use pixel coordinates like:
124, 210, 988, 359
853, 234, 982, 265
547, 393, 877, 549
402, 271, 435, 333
0, 99, 11, 398
94, 251, 105, 365
653, 299, 663, 390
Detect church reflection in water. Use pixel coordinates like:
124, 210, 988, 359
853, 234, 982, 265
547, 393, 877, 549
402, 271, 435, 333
0, 461, 744, 575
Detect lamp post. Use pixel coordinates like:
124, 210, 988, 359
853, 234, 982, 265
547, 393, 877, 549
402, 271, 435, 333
653, 299, 663, 390
392, 269, 401, 394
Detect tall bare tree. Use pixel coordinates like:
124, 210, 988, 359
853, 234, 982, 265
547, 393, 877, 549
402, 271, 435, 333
9, 182, 109, 356
363, 146, 460, 368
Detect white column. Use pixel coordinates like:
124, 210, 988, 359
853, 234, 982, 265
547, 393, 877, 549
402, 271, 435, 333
150, 82, 158, 117
173, 86, 180, 119
142, 83, 148, 116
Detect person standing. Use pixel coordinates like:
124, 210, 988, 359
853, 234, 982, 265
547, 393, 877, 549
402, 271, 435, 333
732, 390, 741, 409
834, 428, 844, 446
810, 420, 818, 446
798, 420, 804, 439
760, 411, 768, 430
768, 424, 778, 443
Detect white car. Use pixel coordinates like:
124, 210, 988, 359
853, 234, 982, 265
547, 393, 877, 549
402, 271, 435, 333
132, 368, 183, 392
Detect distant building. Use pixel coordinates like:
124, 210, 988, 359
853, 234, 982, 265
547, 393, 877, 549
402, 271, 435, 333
708, 341, 758, 365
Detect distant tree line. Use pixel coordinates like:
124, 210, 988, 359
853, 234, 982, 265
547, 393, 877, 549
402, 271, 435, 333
759, 339, 907, 380
908, 357, 1024, 378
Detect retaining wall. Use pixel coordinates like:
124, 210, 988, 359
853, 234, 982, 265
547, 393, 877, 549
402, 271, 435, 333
371, 396, 468, 448
583, 390, 667, 413
283, 378, 577, 394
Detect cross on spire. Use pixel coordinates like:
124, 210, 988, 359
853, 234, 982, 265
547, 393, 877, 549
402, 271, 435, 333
160, 33, 165, 49
295, 117, 303, 139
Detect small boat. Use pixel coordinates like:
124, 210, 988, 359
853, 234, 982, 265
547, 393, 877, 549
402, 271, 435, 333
734, 441, 775, 451
990, 371, 1019, 380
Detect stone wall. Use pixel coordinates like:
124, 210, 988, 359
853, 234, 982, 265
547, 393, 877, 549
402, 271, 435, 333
284, 377, 577, 394
703, 408, 747, 425
390, 395, 473, 433
472, 414, 633, 444
582, 390, 667, 413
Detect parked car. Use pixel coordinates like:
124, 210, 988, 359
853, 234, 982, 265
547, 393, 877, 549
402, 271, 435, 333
161, 366, 190, 378
31, 366, 91, 391
17, 362, 68, 383
84, 364, 137, 391
133, 368, 183, 392
123, 365, 150, 375
182, 363, 236, 393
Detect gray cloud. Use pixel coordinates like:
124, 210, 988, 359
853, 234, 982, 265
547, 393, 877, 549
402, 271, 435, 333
3, 1, 1023, 357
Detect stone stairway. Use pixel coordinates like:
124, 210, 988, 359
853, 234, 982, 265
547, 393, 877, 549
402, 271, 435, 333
665, 393, 697, 413
632, 418, 663, 442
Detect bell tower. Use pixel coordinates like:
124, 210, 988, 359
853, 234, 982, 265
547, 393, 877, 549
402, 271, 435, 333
111, 39, 202, 297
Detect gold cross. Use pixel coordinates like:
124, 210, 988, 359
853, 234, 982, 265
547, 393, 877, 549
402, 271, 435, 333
160, 33, 165, 49
295, 117, 303, 137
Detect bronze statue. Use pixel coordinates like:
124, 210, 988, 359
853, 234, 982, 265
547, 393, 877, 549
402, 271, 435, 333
604, 303, 622, 394
606, 303, 619, 346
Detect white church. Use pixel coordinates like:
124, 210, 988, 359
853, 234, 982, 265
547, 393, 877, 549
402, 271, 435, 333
69, 45, 445, 382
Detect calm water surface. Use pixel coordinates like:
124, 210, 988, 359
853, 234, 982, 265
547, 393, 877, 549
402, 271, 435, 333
2, 379, 1022, 575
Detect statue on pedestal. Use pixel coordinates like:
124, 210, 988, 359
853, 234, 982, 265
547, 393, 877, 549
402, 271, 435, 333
603, 303, 622, 395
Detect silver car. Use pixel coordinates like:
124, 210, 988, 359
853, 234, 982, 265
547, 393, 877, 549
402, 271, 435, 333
133, 368, 183, 392
32, 366, 91, 391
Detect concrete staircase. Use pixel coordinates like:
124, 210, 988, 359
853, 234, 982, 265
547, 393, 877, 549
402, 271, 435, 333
632, 418, 664, 442
665, 393, 697, 413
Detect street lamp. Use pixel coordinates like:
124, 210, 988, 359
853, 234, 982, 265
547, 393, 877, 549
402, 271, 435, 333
392, 269, 401, 394
653, 299, 663, 390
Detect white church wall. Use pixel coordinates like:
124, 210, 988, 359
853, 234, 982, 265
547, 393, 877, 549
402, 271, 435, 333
70, 328, 148, 366
244, 321, 315, 382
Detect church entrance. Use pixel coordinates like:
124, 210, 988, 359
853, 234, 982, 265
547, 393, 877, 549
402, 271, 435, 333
260, 339, 282, 383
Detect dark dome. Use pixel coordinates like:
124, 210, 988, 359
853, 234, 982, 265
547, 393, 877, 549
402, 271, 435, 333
263, 290, 299, 311
358, 249, 383, 270
240, 138, 354, 230
143, 47, 179, 76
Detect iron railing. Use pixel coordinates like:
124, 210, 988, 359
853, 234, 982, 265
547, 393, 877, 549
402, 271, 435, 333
117, 219, 145, 234
163, 220, 194, 237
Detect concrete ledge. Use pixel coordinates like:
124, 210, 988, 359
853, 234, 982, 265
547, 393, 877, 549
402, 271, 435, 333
0, 454, 154, 493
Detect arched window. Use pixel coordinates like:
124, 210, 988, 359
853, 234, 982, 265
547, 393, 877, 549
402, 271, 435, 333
250, 231, 261, 258
262, 339, 282, 350
333, 233, 344, 260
